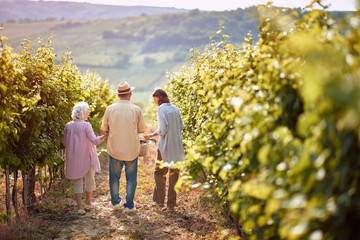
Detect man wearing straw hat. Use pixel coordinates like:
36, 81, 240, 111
101, 81, 147, 212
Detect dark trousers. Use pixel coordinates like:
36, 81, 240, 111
153, 150, 180, 208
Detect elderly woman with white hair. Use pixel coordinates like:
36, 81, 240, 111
63, 102, 108, 214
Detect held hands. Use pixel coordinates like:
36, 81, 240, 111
100, 132, 109, 141
144, 134, 152, 140
144, 132, 158, 140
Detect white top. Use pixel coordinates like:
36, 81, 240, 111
155, 103, 185, 164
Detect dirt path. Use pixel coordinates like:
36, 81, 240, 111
1, 143, 233, 240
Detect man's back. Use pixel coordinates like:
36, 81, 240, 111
101, 100, 146, 160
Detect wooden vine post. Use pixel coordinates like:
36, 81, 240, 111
5, 165, 11, 229
39, 167, 43, 199
12, 171, 19, 221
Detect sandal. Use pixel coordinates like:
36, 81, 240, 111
84, 202, 97, 211
152, 202, 164, 208
77, 209, 86, 215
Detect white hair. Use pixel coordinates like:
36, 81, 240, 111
71, 102, 89, 119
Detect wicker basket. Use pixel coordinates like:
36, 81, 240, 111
138, 138, 157, 157
139, 142, 150, 157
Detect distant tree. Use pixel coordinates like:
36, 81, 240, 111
143, 57, 156, 66
114, 54, 130, 68
188, 9, 200, 16
45, 17, 57, 22
6, 19, 16, 23
103, 30, 118, 39
173, 51, 188, 62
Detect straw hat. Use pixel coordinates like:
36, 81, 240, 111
115, 81, 135, 95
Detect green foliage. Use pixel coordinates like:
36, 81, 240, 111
0, 35, 113, 174
78, 71, 117, 133
8, 38, 81, 171
162, 2, 360, 239
0, 209, 7, 223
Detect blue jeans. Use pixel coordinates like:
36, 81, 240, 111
109, 155, 138, 209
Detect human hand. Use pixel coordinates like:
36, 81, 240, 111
101, 133, 108, 141
144, 134, 151, 140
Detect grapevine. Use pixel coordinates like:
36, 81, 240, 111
0, 33, 115, 226
162, 2, 360, 239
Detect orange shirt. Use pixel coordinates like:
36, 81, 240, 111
101, 100, 146, 160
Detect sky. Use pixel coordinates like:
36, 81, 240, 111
39, 0, 357, 11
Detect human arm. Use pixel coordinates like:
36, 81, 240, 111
144, 132, 158, 140
85, 122, 107, 145
137, 108, 147, 134
155, 106, 168, 137
100, 109, 109, 134
99, 132, 109, 141
144, 106, 167, 140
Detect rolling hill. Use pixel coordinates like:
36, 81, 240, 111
0, 1, 350, 103
2, 6, 261, 102
0, 0, 187, 22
